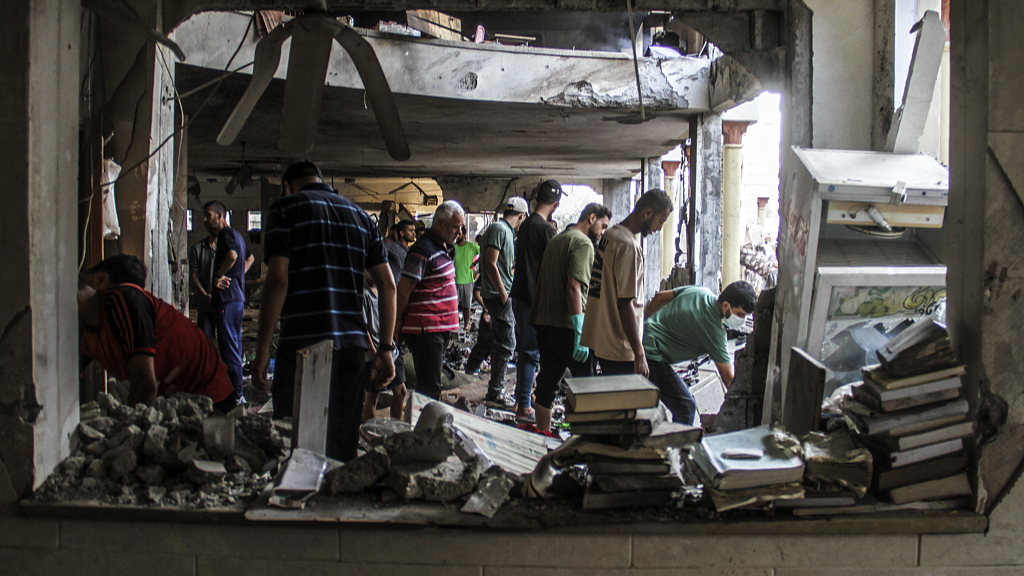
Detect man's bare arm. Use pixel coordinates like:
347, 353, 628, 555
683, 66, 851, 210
482, 247, 506, 303
617, 297, 648, 378
566, 277, 584, 315
644, 290, 675, 320
252, 256, 288, 393
367, 263, 397, 387
714, 361, 735, 389
244, 254, 255, 274
126, 355, 159, 407
394, 275, 418, 340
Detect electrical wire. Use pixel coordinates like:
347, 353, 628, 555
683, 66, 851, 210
78, 16, 255, 271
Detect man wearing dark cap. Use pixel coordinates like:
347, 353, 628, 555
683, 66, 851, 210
508, 180, 561, 421
252, 160, 396, 461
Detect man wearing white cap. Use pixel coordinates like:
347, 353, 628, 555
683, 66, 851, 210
478, 196, 529, 408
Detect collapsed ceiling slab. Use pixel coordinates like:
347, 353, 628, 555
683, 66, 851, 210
172, 11, 742, 179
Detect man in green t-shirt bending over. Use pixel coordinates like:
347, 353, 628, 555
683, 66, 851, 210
642, 281, 757, 426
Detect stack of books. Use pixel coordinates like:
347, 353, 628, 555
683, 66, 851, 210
845, 320, 973, 506
687, 425, 806, 511
563, 375, 702, 510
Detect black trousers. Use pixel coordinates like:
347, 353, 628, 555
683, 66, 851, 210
272, 342, 367, 462
404, 331, 451, 400
535, 325, 593, 409
597, 356, 635, 376
465, 315, 494, 372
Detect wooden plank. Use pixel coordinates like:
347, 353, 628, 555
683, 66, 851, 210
406, 10, 462, 41
292, 340, 334, 455
780, 347, 826, 437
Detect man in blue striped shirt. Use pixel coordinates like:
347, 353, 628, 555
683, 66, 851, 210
252, 161, 396, 461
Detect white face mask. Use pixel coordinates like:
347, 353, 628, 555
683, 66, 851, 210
723, 309, 746, 330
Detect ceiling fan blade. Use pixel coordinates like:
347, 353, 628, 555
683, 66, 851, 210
332, 23, 411, 161
278, 16, 335, 156
216, 20, 293, 146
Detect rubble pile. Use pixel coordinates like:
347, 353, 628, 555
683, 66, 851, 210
33, 393, 287, 508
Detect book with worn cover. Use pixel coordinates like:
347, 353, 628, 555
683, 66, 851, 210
875, 319, 958, 377
564, 408, 638, 424
871, 421, 975, 452
774, 490, 857, 508
564, 375, 660, 413
569, 405, 667, 437
875, 452, 969, 490
873, 437, 965, 469
634, 421, 703, 449
885, 472, 971, 504
689, 425, 805, 491
862, 364, 966, 391
853, 383, 961, 413
849, 398, 969, 435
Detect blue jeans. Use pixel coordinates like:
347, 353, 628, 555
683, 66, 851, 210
512, 298, 539, 409
216, 301, 245, 399
647, 359, 698, 426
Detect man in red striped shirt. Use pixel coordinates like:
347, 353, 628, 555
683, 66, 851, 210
395, 201, 465, 399
78, 255, 237, 411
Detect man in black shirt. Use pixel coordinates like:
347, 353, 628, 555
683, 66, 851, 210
188, 228, 218, 342
509, 179, 562, 421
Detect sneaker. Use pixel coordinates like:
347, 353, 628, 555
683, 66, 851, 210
484, 388, 516, 409
515, 406, 536, 423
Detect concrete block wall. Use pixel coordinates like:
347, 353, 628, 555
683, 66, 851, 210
0, 493, 1022, 576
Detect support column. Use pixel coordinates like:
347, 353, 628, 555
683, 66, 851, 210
873, 0, 896, 150
690, 112, 724, 292
662, 160, 682, 278
0, 0, 80, 500
643, 158, 665, 302
601, 178, 633, 226
722, 121, 750, 287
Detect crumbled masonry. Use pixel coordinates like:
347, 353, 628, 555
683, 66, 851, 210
33, 393, 286, 508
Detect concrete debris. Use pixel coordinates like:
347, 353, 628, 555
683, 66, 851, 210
386, 455, 488, 502
325, 448, 391, 495
32, 392, 285, 509
379, 425, 455, 465
462, 467, 518, 517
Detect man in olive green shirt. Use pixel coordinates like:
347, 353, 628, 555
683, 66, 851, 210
642, 281, 757, 425
478, 197, 528, 408
529, 203, 612, 432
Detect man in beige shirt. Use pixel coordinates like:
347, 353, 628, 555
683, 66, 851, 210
580, 190, 674, 378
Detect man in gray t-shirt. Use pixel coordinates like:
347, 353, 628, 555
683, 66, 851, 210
478, 196, 528, 409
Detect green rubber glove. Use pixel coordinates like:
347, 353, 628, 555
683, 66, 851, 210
571, 314, 589, 363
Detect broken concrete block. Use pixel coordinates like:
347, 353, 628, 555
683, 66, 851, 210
176, 441, 205, 465
60, 455, 87, 476
381, 426, 455, 465
80, 401, 101, 421
188, 460, 227, 484
325, 448, 391, 495
224, 455, 251, 474
110, 449, 138, 480
77, 422, 105, 441
143, 407, 162, 428
109, 424, 144, 451
81, 477, 99, 490
232, 431, 269, 471
462, 467, 517, 517
83, 440, 107, 457
386, 455, 486, 502
97, 392, 121, 414
175, 393, 214, 416
85, 417, 115, 433
143, 425, 168, 459
85, 459, 107, 479
136, 464, 166, 486
146, 485, 166, 504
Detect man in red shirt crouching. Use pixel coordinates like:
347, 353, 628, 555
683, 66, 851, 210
78, 255, 239, 411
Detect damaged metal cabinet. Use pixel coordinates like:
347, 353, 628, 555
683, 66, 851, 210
766, 148, 950, 422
